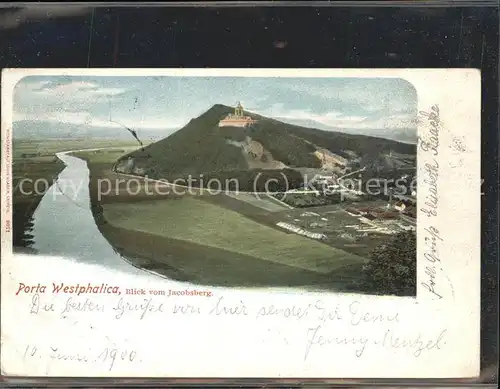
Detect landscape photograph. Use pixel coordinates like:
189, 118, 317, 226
11, 75, 418, 296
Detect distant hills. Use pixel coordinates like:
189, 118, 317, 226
13, 114, 417, 145
119, 104, 416, 181
274, 117, 417, 144
12, 120, 169, 141
13, 112, 417, 146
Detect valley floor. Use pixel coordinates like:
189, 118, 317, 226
71, 148, 414, 293
102, 197, 366, 275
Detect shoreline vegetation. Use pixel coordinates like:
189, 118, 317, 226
12, 139, 147, 250
12, 157, 66, 248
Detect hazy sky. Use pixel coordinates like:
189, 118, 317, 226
14, 76, 417, 134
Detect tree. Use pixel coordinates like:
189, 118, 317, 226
362, 231, 416, 296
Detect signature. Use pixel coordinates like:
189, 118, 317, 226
421, 226, 444, 299
304, 325, 447, 360
418, 105, 440, 218
418, 105, 440, 157
420, 160, 439, 218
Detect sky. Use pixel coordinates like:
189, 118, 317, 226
13, 76, 417, 136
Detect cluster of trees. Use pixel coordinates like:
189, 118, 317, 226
277, 192, 343, 208
361, 231, 416, 296
12, 211, 35, 248
157, 168, 305, 193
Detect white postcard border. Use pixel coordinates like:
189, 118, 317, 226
1, 68, 480, 378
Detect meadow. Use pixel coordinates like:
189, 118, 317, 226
102, 197, 366, 274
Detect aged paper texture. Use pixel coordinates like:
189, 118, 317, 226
1, 69, 480, 378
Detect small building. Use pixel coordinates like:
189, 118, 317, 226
394, 202, 406, 212
218, 102, 258, 128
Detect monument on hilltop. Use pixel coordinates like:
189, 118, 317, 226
218, 102, 258, 128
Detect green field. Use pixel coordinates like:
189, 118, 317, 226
102, 196, 366, 274
13, 138, 143, 158
70, 147, 140, 164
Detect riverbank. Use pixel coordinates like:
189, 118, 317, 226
12, 139, 149, 250
12, 157, 65, 248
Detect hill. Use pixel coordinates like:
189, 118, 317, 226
118, 104, 416, 186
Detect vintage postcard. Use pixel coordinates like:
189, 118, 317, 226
1, 69, 480, 379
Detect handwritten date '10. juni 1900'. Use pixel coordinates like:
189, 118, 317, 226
22, 344, 138, 372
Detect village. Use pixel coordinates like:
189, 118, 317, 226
219, 167, 417, 259
269, 194, 416, 255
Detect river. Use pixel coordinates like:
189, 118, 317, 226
30, 151, 161, 278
